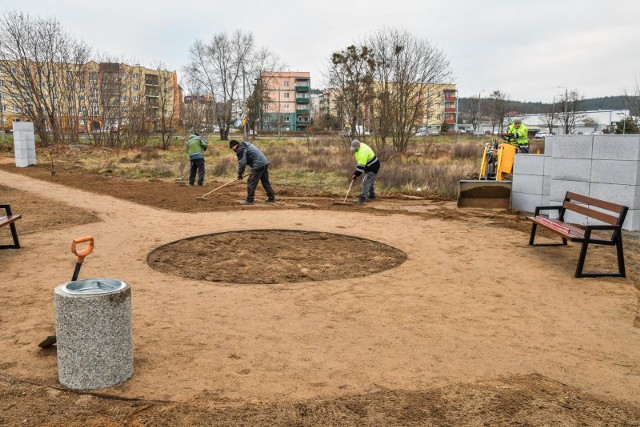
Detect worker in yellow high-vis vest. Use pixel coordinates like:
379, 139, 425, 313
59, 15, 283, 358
350, 139, 381, 204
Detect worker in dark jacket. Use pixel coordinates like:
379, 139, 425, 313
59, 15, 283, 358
230, 140, 276, 205
350, 139, 381, 204
186, 133, 208, 186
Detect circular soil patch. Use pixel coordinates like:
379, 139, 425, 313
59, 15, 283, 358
147, 230, 407, 284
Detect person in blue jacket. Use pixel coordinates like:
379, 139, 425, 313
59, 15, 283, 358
230, 140, 276, 205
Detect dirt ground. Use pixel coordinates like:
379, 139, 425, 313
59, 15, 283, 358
2, 160, 640, 426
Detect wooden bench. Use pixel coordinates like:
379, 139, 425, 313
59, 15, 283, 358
527, 192, 628, 278
0, 204, 21, 249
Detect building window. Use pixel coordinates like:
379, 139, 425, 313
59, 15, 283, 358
283, 104, 289, 110
283, 92, 289, 99
283, 81, 290, 87
284, 116, 290, 122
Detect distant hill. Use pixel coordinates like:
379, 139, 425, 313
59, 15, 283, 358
459, 96, 629, 114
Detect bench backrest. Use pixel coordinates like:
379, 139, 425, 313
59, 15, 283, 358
563, 192, 628, 226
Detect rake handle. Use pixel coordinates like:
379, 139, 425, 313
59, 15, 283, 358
198, 180, 237, 199
343, 179, 355, 203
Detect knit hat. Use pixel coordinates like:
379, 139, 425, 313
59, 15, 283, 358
229, 140, 240, 149
350, 140, 361, 151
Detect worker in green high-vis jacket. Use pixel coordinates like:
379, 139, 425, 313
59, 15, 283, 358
186, 133, 208, 186
350, 139, 381, 204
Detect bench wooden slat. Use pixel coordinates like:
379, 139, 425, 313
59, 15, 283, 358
566, 191, 626, 214
0, 214, 22, 226
563, 201, 618, 225
528, 216, 585, 239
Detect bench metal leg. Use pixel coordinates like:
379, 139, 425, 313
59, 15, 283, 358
615, 233, 626, 278
529, 223, 567, 246
575, 239, 589, 278
528, 224, 537, 245
0, 222, 20, 249
575, 230, 625, 278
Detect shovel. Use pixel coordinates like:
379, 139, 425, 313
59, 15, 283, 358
196, 179, 239, 201
38, 236, 95, 349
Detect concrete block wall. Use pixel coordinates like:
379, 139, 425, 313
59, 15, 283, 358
12, 121, 36, 167
511, 154, 545, 213
511, 135, 640, 231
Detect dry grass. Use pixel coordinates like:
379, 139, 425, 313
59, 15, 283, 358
33, 135, 511, 200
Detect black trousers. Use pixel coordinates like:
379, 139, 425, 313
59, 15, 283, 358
246, 165, 275, 202
189, 158, 205, 186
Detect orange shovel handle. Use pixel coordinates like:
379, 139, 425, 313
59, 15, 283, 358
72, 236, 94, 264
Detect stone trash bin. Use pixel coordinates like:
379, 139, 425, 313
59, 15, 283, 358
54, 278, 133, 390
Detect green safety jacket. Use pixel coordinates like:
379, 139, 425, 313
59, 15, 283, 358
507, 123, 529, 146
186, 134, 208, 160
353, 142, 379, 177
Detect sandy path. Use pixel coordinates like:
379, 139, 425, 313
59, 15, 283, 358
1, 169, 639, 406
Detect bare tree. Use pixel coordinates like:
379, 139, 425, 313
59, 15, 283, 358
367, 28, 452, 153
487, 90, 510, 133
327, 45, 376, 140
151, 62, 177, 149
557, 89, 584, 134
0, 11, 91, 147
185, 31, 263, 140
624, 79, 640, 118
245, 48, 283, 136
540, 99, 560, 134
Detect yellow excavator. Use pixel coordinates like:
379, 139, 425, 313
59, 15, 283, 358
457, 135, 518, 208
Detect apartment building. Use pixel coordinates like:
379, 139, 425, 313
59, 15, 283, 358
0, 60, 183, 133
317, 83, 458, 132
259, 71, 310, 131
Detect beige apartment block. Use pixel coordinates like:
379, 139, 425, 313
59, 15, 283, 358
0, 60, 182, 133
259, 71, 310, 131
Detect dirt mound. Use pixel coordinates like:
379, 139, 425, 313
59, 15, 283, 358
147, 230, 407, 284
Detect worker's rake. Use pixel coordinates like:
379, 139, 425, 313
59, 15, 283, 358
333, 179, 355, 205
175, 170, 189, 184
196, 179, 239, 201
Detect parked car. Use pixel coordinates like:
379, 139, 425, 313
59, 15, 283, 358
534, 132, 553, 139
415, 126, 440, 136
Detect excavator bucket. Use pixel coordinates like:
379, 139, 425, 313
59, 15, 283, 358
457, 142, 516, 209
457, 180, 512, 208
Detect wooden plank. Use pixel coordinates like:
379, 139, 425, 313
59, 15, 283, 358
0, 214, 21, 227
563, 201, 618, 225
566, 192, 625, 214
527, 216, 586, 240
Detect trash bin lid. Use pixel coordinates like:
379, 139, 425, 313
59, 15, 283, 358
63, 278, 126, 295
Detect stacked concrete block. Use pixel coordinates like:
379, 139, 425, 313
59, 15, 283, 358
511, 154, 545, 213
12, 121, 36, 167
511, 134, 640, 230
589, 135, 640, 230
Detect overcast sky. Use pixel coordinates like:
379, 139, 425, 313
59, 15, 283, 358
5, 0, 640, 102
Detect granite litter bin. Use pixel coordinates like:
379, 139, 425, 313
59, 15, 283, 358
54, 278, 133, 390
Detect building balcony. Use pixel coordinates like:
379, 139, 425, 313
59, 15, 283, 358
445, 118, 455, 124
295, 86, 310, 92
444, 96, 457, 101
296, 109, 309, 115
296, 98, 309, 104
445, 107, 456, 112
